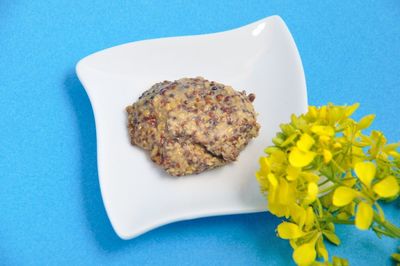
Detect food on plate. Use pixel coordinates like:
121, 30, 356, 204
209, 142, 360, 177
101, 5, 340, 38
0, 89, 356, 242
126, 77, 260, 176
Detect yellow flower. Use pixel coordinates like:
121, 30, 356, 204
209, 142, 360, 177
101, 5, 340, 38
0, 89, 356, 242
373, 176, 399, 198
259, 157, 270, 175
355, 201, 373, 230
289, 147, 316, 168
304, 182, 318, 204
297, 133, 315, 152
354, 162, 376, 188
255, 104, 400, 266
357, 114, 375, 130
277, 178, 290, 205
319, 135, 331, 146
311, 125, 335, 137
277, 222, 304, 239
308, 106, 318, 119
304, 206, 315, 230
301, 172, 320, 183
293, 242, 317, 266
287, 165, 301, 181
319, 106, 327, 120
344, 102, 360, 117
333, 142, 342, 149
332, 186, 357, 207
269, 150, 287, 173
323, 149, 332, 163
290, 204, 307, 228
267, 176, 297, 218
267, 173, 278, 188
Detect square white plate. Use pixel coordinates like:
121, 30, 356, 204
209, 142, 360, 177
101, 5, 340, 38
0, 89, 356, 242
76, 15, 307, 240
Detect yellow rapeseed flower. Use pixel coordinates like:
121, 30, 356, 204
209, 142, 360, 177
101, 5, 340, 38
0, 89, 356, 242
277, 222, 304, 239
311, 125, 335, 137
354, 162, 376, 188
304, 182, 318, 204
323, 149, 333, 163
293, 242, 317, 266
357, 114, 375, 130
289, 147, 316, 168
332, 186, 357, 207
256, 103, 400, 265
297, 133, 315, 152
287, 165, 301, 181
355, 202, 373, 230
373, 176, 400, 198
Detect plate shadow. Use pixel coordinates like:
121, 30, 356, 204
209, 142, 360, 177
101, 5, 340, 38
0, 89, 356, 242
64, 70, 134, 251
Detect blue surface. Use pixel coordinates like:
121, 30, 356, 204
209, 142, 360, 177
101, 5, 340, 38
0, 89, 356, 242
0, 1, 399, 265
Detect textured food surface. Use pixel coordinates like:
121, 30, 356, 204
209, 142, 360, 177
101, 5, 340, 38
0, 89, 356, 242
126, 77, 260, 176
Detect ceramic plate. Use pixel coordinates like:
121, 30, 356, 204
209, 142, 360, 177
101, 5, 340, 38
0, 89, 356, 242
76, 15, 307, 240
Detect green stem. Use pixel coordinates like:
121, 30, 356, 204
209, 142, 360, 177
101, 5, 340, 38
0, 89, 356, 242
322, 217, 354, 225
374, 212, 400, 239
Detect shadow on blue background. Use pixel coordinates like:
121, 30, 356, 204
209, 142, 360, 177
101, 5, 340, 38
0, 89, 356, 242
64, 71, 131, 251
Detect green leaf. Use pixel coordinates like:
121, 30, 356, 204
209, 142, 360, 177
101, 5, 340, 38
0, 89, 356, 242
323, 230, 341, 246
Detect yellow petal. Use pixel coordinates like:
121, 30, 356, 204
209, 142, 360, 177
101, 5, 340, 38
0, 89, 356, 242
355, 202, 373, 230
304, 207, 315, 230
267, 173, 278, 188
333, 142, 342, 149
357, 114, 375, 130
290, 204, 306, 228
277, 178, 290, 205
269, 150, 286, 166
289, 147, 316, 168
319, 106, 327, 120
323, 149, 333, 163
259, 157, 270, 173
297, 133, 315, 152
293, 243, 317, 266
332, 186, 357, 207
268, 202, 287, 217
277, 222, 304, 239
345, 103, 360, 117
308, 106, 318, 118
305, 182, 318, 204
319, 135, 331, 146
382, 142, 400, 152
311, 125, 335, 137
301, 172, 320, 183
287, 165, 301, 181
354, 162, 376, 188
388, 150, 400, 159
373, 176, 400, 198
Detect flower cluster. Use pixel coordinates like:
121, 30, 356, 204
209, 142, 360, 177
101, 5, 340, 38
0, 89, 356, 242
256, 103, 400, 265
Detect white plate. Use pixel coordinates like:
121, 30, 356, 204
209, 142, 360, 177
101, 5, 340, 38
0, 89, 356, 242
76, 15, 307, 240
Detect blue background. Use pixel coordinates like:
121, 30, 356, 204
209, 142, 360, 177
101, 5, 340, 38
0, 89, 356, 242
0, 1, 399, 265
